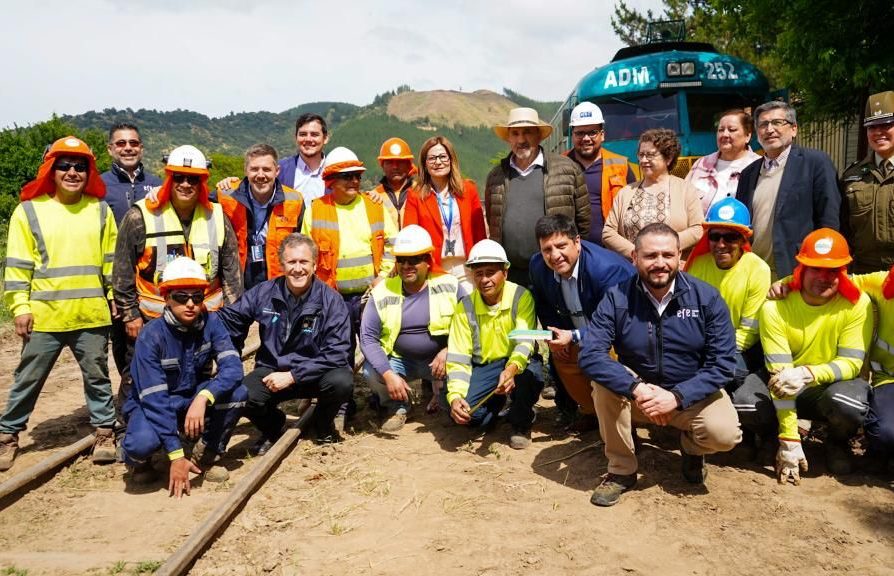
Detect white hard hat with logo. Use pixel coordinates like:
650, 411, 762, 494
465, 239, 510, 267
569, 102, 605, 127
159, 256, 210, 292
393, 225, 434, 257
165, 145, 211, 175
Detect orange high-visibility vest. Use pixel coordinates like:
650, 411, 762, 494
310, 194, 385, 292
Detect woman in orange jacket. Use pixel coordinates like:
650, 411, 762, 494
403, 136, 487, 288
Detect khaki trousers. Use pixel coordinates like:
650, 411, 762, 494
594, 384, 742, 475
552, 344, 597, 415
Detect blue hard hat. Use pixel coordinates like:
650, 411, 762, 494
703, 197, 752, 237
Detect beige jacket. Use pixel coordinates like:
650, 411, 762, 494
602, 174, 704, 259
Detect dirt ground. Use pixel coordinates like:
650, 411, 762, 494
0, 327, 891, 576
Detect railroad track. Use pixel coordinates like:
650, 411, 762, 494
0, 339, 315, 575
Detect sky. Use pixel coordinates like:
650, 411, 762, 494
0, 0, 663, 129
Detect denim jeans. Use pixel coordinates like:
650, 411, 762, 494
363, 355, 438, 413
459, 359, 543, 430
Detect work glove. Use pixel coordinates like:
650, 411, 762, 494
768, 366, 813, 397
776, 439, 808, 485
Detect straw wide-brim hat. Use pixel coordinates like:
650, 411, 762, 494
494, 107, 553, 142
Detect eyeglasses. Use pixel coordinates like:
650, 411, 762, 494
172, 174, 201, 185
426, 154, 450, 165
572, 129, 603, 139
54, 161, 89, 173
396, 255, 426, 266
333, 172, 362, 181
112, 139, 142, 148
637, 151, 662, 160
757, 119, 792, 131
169, 291, 205, 305
708, 231, 743, 244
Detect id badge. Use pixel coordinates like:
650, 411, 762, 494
250, 244, 264, 262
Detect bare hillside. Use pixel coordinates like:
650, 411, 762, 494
387, 89, 519, 128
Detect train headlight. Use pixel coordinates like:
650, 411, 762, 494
681, 61, 696, 76
666, 62, 681, 76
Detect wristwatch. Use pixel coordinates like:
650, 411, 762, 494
571, 329, 581, 344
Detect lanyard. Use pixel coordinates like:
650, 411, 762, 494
437, 192, 454, 232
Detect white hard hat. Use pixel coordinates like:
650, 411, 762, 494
160, 257, 209, 292
393, 225, 434, 257
465, 239, 509, 267
165, 145, 210, 175
322, 146, 365, 180
569, 102, 605, 127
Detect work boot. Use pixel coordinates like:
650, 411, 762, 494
541, 385, 557, 401
681, 451, 707, 484
0, 433, 19, 472
250, 436, 276, 457
590, 473, 637, 507
127, 461, 159, 484
509, 427, 531, 450
825, 441, 853, 475
380, 408, 408, 433
191, 440, 229, 483
91, 427, 117, 464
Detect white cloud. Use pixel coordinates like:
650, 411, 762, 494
0, 0, 664, 128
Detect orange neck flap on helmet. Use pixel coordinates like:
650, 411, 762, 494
883, 264, 894, 300
20, 151, 106, 201
146, 171, 212, 212
682, 232, 751, 272
789, 265, 861, 304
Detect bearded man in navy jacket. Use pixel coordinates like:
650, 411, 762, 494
579, 223, 741, 507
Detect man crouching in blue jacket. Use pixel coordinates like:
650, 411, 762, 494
579, 223, 742, 507
122, 257, 246, 498
217, 233, 353, 451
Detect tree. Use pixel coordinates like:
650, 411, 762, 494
610, 0, 894, 122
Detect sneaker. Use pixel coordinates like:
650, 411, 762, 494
681, 451, 707, 484
825, 442, 853, 475
91, 428, 117, 464
0, 433, 19, 472
509, 427, 531, 450
127, 462, 158, 485
381, 409, 408, 433
250, 437, 275, 456
590, 473, 637, 507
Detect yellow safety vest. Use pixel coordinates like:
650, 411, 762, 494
3, 195, 116, 332
371, 273, 460, 356
135, 200, 226, 318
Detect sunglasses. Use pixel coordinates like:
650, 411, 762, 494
54, 161, 88, 173
112, 139, 142, 148
172, 174, 201, 185
170, 291, 205, 305
332, 172, 362, 181
397, 255, 426, 266
708, 231, 743, 244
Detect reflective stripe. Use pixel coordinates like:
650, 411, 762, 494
4, 281, 30, 291
448, 371, 471, 384
216, 401, 246, 409
603, 157, 627, 166
430, 282, 456, 295
198, 342, 212, 354
153, 211, 168, 272
139, 384, 168, 399
446, 352, 472, 364
30, 288, 105, 301
311, 219, 340, 230
376, 295, 402, 310
103, 254, 115, 263
460, 296, 482, 363
5, 257, 34, 271
33, 265, 102, 279
510, 285, 525, 321
21, 201, 48, 270
739, 317, 758, 328
217, 349, 239, 361
765, 353, 793, 364
339, 254, 373, 267
337, 276, 374, 292
512, 343, 533, 359
825, 362, 843, 381
370, 221, 385, 232
161, 358, 180, 368
773, 399, 796, 410
139, 299, 166, 316
99, 201, 107, 242
875, 337, 894, 355
837, 347, 865, 360
732, 403, 758, 412
831, 393, 867, 411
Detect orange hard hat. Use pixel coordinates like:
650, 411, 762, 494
20, 136, 106, 201
377, 137, 414, 164
795, 228, 852, 268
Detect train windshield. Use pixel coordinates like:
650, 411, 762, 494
687, 93, 760, 132
600, 93, 679, 140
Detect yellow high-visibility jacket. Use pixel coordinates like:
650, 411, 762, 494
851, 272, 894, 388
688, 251, 770, 352
445, 282, 535, 405
760, 290, 872, 440
4, 195, 116, 332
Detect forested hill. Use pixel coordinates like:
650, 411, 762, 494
60, 88, 561, 187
